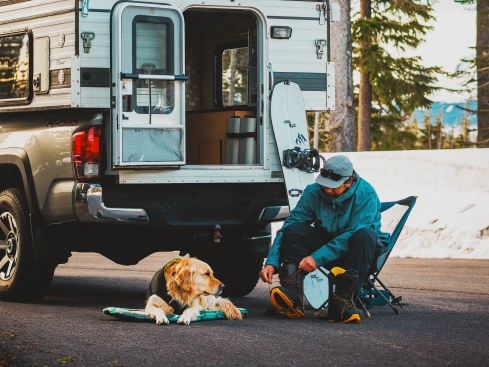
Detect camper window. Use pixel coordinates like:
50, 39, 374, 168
220, 46, 248, 107
0, 31, 32, 104
132, 16, 175, 115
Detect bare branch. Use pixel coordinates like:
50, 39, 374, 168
455, 106, 476, 113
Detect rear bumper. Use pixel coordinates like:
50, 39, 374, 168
75, 183, 149, 225
75, 182, 289, 228
72, 182, 282, 256
258, 206, 290, 222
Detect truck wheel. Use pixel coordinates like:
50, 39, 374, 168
211, 258, 264, 298
0, 189, 56, 302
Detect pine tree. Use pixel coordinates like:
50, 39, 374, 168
307, 112, 335, 151
434, 111, 446, 149
418, 113, 435, 149
329, 0, 357, 152
353, 0, 443, 151
454, 111, 477, 147
370, 114, 419, 150
455, 0, 489, 147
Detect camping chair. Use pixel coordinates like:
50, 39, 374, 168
359, 196, 417, 315
303, 196, 417, 316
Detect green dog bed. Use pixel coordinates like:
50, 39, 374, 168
103, 307, 248, 323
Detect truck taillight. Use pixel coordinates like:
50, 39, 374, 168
72, 126, 101, 181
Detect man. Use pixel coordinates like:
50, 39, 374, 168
259, 155, 388, 323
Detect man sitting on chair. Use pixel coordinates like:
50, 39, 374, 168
259, 155, 388, 323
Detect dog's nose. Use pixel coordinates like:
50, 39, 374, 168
219, 282, 225, 289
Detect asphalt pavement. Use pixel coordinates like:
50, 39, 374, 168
1, 253, 488, 367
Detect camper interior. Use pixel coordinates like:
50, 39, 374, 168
183, 9, 261, 166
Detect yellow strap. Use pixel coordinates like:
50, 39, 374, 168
163, 258, 182, 274
330, 267, 346, 276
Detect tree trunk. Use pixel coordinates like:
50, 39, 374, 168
357, 0, 372, 151
477, 0, 489, 147
358, 72, 372, 151
313, 112, 319, 149
329, 0, 356, 152
228, 49, 237, 105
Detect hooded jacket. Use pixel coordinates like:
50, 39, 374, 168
265, 172, 389, 269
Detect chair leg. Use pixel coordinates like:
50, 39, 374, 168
372, 274, 404, 309
366, 278, 400, 314
356, 296, 371, 318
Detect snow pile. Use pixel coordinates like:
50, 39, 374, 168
273, 149, 489, 260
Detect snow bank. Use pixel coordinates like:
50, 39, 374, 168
272, 149, 489, 260
330, 149, 489, 259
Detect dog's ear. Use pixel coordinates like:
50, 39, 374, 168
175, 265, 194, 292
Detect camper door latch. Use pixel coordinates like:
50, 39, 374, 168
142, 63, 156, 85
288, 189, 303, 197
33, 74, 41, 92
316, 1, 327, 25
315, 39, 327, 59
81, 32, 95, 53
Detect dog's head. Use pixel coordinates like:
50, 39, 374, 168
170, 258, 224, 299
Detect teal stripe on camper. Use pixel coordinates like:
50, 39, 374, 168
273, 72, 326, 91
80, 68, 110, 88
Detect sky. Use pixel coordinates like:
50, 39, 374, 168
418, 1, 476, 102
272, 148, 489, 260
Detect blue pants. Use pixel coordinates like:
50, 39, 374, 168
278, 222, 381, 296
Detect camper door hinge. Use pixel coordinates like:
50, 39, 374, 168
317, 1, 327, 25
315, 39, 327, 59
81, 32, 95, 53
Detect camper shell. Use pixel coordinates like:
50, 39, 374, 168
0, 0, 338, 300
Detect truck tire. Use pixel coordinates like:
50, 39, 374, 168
0, 188, 56, 302
210, 258, 264, 298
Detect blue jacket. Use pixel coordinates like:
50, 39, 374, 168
265, 173, 389, 269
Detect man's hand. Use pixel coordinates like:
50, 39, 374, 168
299, 256, 317, 273
259, 265, 275, 284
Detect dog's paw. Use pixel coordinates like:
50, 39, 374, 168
177, 314, 192, 325
216, 299, 243, 320
149, 310, 169, 325
225, 307, 243, 320
155, 314, 170, 325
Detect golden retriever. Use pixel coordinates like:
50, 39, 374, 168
144, 258, 243, 325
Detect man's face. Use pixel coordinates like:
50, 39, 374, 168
320, 180, 352, 198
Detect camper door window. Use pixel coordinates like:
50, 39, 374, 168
0, 31, 31, 104
221, 46, 248, 107
132, 16, 175, 115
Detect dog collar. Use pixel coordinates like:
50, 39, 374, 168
163, 258, 182, 280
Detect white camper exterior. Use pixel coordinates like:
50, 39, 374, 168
0, 0, 339, 300
0, 0, 337, 185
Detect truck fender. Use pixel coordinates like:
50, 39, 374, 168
0, 148, 66, 264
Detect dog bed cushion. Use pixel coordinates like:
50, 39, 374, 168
103, 307, 248, 323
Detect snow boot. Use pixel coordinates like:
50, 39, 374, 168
269, 263, 304, 319
327, 267, 361, 323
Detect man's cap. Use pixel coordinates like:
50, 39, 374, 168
315, 155, 353, 189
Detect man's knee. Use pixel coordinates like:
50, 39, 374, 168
282, 222, 312, 236
279, 222, 325, 264
349, 228, 378, 250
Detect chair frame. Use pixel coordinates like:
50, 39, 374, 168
361, 196, 417, 314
